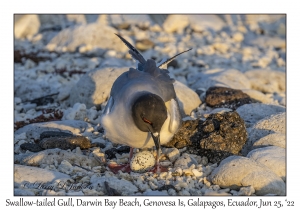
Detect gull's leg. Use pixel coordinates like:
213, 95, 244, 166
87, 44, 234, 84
129, 147, 134, 160
155, 147, 161, 173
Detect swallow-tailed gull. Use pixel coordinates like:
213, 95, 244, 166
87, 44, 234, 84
101, 34, 192, 173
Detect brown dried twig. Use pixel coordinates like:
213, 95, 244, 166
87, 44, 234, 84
14, 50, 51, 64
14, 109, 63, 131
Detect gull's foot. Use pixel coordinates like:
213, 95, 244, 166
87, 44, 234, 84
107, 163, 131, 174
149, 164, 169, 173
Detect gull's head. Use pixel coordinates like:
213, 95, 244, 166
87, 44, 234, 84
131, 92, 167, 134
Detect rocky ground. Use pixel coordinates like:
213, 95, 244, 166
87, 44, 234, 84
14, 14, 286, 196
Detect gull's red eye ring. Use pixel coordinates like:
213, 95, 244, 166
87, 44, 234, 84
142, 117, 152, 125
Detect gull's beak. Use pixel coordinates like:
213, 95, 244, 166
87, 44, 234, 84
150, 132, 161, 165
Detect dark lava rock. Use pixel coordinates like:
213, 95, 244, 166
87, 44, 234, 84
39, 136, 91, 150
167, 59, 179, 69
40, 131, 74, 140
104, 181, 122, 196
157, 185, 177, 192
164, 119, 200, 148
167, 111, 247, 164
105, 146, 131, 159
90, 142, 106, 148
28, 93, 58, 106
20, 143, 43, 152
116, 145, 131, 154
105, 148, 118, 159
97, 127, 105, 133
19, 131, 104, 152
205, 86, 254, 109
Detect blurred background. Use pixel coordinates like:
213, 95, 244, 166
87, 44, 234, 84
14, 14, 286, 106
14, 14, 286, 72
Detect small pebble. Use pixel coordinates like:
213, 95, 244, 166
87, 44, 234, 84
174, 153, 198, 169
58, 160, 74, 175
192, 169, 203, 177
238, 186, 255, 196
163, 147, 180, 163
232, 32, 244, 42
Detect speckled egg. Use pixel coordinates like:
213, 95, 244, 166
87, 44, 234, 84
130, 151, 156, 173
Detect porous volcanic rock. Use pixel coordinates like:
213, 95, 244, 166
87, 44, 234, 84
39, 136, 91, 150
20, 143, 43, 152
166, 111, 247, 163
105, 146, 131, 159
19, 131, 99, 152
205, 86, 254, 109
40, 131, 74, 139
164, 119, 200, 149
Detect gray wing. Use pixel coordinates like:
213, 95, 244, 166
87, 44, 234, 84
168, 98, 182, 133
110, 65, 175, 103
110, 68, 135, 97
103, 96, 114, 115
143, 59, 176, 102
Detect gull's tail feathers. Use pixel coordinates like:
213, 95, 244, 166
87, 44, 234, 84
157, 48, 192, 69
115, 33, 146, 65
